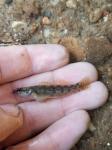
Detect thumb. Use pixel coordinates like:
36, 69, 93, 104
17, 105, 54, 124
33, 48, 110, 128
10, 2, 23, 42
0, 104, 23, 142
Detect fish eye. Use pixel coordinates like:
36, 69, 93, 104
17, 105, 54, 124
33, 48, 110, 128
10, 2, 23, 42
26, 89, 32, 94
15, 88, 32, 96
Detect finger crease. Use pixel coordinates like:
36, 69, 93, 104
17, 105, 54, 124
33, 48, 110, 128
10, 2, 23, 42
0, 63, 3, 84
46, 131, 60, 150
24, 47, 33, 75
60, 100, 67, 117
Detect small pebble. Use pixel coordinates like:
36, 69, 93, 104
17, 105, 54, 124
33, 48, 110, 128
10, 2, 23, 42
61, 29, 68, 35
103, 15, 109, 22
30, 23, 38, 34
66, 0, 77, 8
42, 10, 52, 18
89, 122, 96, 132
50, 0, 59, 6
43, 28, 51, 38
0, 0, 4, 6
23, 0, 40, 16
12, 21, 27, 32
42, 17, 51, 25
5, 0, 13, 5
107, 142, 111, 146
89, 8, 103, 23
85, 37, 112, 65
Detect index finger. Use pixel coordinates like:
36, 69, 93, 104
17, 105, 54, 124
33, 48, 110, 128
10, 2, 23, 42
0, 44, 68, 84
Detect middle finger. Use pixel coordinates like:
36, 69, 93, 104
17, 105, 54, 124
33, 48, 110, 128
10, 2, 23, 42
0, 62, 97, 104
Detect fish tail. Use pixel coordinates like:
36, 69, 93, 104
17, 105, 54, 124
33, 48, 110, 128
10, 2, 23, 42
78, 78, 91, 90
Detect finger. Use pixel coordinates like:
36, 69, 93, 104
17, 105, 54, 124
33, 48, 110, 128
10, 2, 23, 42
1, 81, 108, 147
0, 44, 68, 84
7, 110, 90, 150
0, 62, 98, 104
60, 81, 108, 112
0, 104, 23, 142
13, 62, 98, 88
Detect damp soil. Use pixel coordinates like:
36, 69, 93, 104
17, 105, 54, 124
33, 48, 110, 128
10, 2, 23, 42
0, 0, 112, 150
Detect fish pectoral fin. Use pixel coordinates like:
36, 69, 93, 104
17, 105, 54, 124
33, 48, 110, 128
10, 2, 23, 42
31, 93, 53, 102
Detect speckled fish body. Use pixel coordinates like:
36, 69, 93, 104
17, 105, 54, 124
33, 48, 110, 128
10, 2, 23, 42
14, 79, 89, 101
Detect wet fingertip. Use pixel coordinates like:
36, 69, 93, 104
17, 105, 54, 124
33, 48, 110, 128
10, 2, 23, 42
75, 110, 90, 129
79, 62, 98, 80
96, 81, 109, 105
88, 81, 109, 108
87, 62, 98, 76
53, 44, 69, 64
47, 44, 69, 69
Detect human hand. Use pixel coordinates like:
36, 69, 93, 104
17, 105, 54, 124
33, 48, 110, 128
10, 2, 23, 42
0, 45, 108, 150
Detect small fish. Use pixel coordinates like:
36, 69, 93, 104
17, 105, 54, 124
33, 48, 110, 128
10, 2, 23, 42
13, 78, 90, 101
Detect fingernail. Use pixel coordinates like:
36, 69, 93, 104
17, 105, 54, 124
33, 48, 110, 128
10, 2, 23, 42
0, 105, 23, 142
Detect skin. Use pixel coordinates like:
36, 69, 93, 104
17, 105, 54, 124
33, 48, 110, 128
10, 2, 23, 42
0, 44, 108, 150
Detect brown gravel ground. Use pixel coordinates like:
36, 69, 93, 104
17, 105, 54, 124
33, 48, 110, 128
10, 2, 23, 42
0, 0, 112, 150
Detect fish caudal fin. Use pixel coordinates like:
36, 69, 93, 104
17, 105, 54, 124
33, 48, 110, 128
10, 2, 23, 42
78, 78, 91, 90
